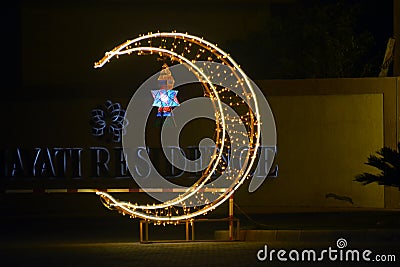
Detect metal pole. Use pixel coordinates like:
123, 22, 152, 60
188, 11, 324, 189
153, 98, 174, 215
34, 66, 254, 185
191, 220, 195, 241
145, 221, 148, 242
229, 194, 234, 240
185, 220, 189, 241
139, 221, 143, 243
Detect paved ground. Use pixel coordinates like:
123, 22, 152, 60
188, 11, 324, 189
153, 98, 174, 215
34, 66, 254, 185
1, 215, 399, 267
1, 194, 399, 266
1, 240, 399, 267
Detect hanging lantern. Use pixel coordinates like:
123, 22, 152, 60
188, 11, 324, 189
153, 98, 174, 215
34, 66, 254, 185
151, 63, 180, 117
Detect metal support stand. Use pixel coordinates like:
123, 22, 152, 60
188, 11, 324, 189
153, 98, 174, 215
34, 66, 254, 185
185, 220, 190, 241
229, 194, 234, 240
139, 194, 239, 243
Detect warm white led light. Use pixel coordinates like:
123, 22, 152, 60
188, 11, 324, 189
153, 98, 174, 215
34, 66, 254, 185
94, 32, 261, 222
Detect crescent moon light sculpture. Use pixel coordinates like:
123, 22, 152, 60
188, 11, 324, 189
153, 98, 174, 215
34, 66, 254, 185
94, 32, 264, 224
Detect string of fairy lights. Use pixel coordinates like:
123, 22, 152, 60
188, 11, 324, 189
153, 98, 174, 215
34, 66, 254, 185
94, 32, 261, 224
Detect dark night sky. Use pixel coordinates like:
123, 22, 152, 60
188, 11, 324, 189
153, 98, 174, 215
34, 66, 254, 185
0, 0, 394, 98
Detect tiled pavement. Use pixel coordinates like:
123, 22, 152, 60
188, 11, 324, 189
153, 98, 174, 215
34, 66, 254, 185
1, 201, 399, 267
2, 241, 262, 267
1, 240, 399, 267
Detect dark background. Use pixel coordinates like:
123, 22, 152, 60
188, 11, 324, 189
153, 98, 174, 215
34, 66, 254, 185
0, 0, 397, 244
0, 0, 395, 99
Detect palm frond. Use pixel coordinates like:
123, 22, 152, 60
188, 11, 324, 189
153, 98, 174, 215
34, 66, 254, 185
364, 155, 391, 174
355, 142, 400, 189
355, 172, 383, 185
377, 147, 400, 169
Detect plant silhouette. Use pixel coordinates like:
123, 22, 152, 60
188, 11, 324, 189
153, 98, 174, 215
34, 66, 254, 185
355, 143, 400, 189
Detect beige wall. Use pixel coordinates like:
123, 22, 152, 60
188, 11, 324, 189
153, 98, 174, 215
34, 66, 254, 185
236, 94, 384, 211
235, 77, 400, 213
4, 71, 399, 212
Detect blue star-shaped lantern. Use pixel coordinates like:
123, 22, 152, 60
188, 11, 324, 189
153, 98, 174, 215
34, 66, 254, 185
151, 64, 180, 117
